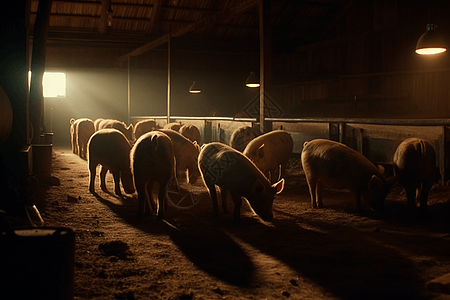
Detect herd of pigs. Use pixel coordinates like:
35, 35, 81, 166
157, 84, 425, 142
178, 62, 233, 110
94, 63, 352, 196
69, 117, 439, 222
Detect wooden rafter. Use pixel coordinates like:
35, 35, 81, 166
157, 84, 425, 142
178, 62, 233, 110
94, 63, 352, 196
117, 0, 259, 63
148, 0, 162, 35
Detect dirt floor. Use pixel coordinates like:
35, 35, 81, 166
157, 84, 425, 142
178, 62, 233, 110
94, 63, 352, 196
18, 146, 450, 299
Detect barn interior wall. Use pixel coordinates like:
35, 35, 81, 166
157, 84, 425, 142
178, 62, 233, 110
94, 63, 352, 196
45, 44, 261, 146
273, 0, 450, 118
42, 0, 450, 146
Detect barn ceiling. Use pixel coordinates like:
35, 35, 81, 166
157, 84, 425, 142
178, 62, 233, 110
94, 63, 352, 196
29, 0, 355, 53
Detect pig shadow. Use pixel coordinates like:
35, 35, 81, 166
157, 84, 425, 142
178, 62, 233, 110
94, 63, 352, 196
224, 211, 432, 300
167, 217, 256, 287
93, 193, 256, 286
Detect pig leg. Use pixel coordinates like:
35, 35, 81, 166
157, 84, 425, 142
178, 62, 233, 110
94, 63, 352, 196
419, 180, 433, 214
156, 182, 169, 220
219, 187, 229, 214
404, 184, 417, 208
352, 192, 362, 212
100, 166, 108, 193
135, 177, 149, 218
306, 177, 317, 208
315, 181, 324, 208
145, 180, 155, 216
88, 162, 97, 194
111, 168, 122, 196
206, 182, 219, 217
230, 191, 242, 221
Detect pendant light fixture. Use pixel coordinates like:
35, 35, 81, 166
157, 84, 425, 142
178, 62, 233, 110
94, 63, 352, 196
189, 81, 201, 94
415, 23, 447, 55
245, 71, 260, 88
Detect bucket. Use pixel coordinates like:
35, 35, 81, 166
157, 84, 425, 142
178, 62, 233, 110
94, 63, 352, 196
32, 144, 52, 179
0, 227, 75, 300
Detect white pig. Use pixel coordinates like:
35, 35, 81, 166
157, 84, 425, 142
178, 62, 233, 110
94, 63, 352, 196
157, 129, 201, 184
301, 139, 394, 212
133, 119, 157, 140
243, 130, 293, 183
179, 124, 201, 145
88, 129, 135, 196
131, 131, 175, 220
198, 142, 284, 221
393, 137, 439, 213
95, 118, 133, 141
163, 122, 181, 132
229, 125, 261, 152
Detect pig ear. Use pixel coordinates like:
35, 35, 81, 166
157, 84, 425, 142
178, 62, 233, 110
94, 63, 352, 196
272, 178, 285, 195
368, 175, 382, 191
150, 134, 159, 150
251, 179, 266, 195
377, 165, 385, 175
256, 144, 265, 158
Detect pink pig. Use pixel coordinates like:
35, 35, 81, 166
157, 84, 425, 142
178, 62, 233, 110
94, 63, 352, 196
88, 129, 135, 196
199, 142, 284, 221
76, 118, 95, 160
393, 137, 439, 214
179, 124, 201, 145
133, 119, 157, 140
243, 130, 293, 183
131, 131, 175, 220
157, 129, 201, 184
301, 139, 394, 212
95, 118, 133, 141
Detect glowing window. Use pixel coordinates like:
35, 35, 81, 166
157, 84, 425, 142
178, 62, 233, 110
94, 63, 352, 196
43, 72, 66, 98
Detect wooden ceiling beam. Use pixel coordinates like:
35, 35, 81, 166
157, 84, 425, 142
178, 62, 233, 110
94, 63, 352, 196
117, 0, 259, 62
148, 0, 162, 34
98, 0, 111, 34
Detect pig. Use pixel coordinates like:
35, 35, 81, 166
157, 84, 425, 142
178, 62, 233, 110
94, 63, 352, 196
163, 122, 181, 131
301, 139, 394, 212
69, 118, 77, 154
87, 129, 135, 196
76, 118, 95, 160
93, 118, 104, 131
179, 124, 201, 145
95, 118, 134, 141
243, 130, 293, 183
229, 125, 261, 152
131, 131, 175, 220
198, 142, 284, 221
157, 129, 201, 184
134, 119, 157, 140
393, 137, 439, 214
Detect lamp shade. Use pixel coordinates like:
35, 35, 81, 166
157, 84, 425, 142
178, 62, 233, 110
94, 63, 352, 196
189, 81, 201, 94
416, 23, 447, 55
245, 71, 260, 88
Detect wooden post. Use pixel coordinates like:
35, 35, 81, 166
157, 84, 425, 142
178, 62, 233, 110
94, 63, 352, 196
99, 0, 111, 34
127, 56, 131, 125
259, 0, 271, 133
167, 34, 171, 125
29, 0, 52, 144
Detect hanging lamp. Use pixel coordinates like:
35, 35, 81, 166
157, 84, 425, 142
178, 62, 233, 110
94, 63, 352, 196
245, 71, 260, 88
189, 81, 201, 94
415, 23, 447, 55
